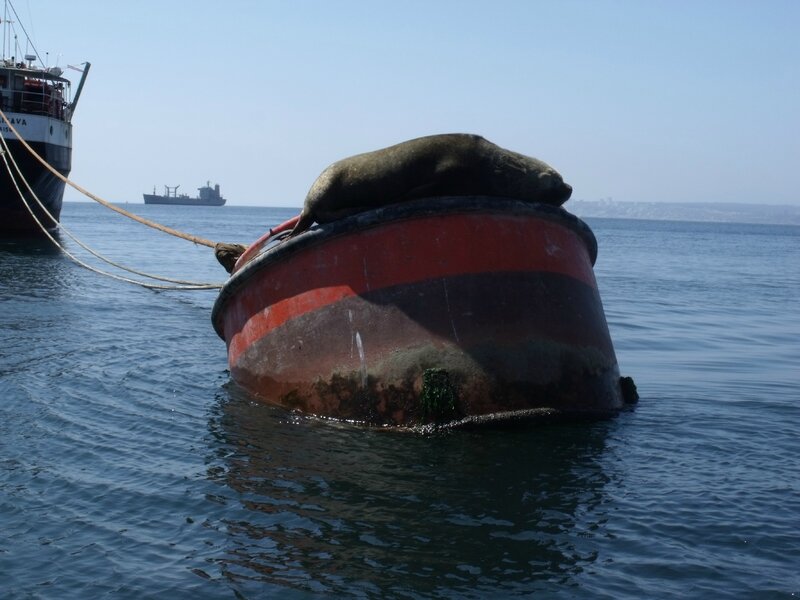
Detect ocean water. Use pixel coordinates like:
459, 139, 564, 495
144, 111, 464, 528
1, 203, 797, 599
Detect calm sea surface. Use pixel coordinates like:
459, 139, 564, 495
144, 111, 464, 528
1, 203, 798, 598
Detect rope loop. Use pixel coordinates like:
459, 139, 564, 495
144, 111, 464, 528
0, 107, 218, 248
0, 115, 225, 290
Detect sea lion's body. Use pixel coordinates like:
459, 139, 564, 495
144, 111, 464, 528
292, 133, 572, 235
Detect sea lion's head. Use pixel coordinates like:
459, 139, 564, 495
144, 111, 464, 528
536, 168, 573, 205
489, 144, 573, 206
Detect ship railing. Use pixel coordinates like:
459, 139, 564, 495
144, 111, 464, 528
1, 86, 67, 119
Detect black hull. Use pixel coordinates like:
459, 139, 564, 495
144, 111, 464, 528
0, 139, 70, 234
142, 195, 225, 207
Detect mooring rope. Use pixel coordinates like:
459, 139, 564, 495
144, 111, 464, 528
0, 107, 218, 248
0, 134, 223, 287
0, 136, 223, 290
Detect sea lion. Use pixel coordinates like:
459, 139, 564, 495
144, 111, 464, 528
292, 133, 572, 235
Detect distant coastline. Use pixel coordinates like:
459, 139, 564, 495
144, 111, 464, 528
568, 200, 800, 226
63, 199, 800, 227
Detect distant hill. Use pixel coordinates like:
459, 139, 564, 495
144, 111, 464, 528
567, 200, 800, 226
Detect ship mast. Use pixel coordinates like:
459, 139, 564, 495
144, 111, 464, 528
2, 0, 44, 65
2, 1, 12, 61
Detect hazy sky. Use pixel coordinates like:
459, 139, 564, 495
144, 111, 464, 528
11, 0, 799, 207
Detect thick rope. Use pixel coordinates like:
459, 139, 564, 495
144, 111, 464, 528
0, 137, 219, 289
0, 135, 222, 290
0, 107, 218, 248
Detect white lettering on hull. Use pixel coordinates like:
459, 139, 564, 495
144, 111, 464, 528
0, 113, 72, 148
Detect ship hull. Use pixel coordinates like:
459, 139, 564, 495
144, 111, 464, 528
0, 115, 71, 235
212, 197, 625, 428
143, 195, 225, 206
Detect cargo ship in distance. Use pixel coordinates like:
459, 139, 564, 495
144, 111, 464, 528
143, 182, 226, 206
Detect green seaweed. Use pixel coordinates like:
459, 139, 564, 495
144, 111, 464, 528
420, 368, 458, 422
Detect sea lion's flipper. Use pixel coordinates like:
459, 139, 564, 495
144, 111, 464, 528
399, 180, 440, 201
215, 242, 247, 274
289, 210, 315, 237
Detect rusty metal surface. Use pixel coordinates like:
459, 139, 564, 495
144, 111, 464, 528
230, 273, 622, 426
213, 197, 623, 427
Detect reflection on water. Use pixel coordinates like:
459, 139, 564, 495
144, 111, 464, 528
0, 233, 73, 295
0, 231, 62, 255
206, 385, 616, 596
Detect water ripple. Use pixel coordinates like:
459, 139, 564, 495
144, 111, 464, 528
1, 209, 798, 598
